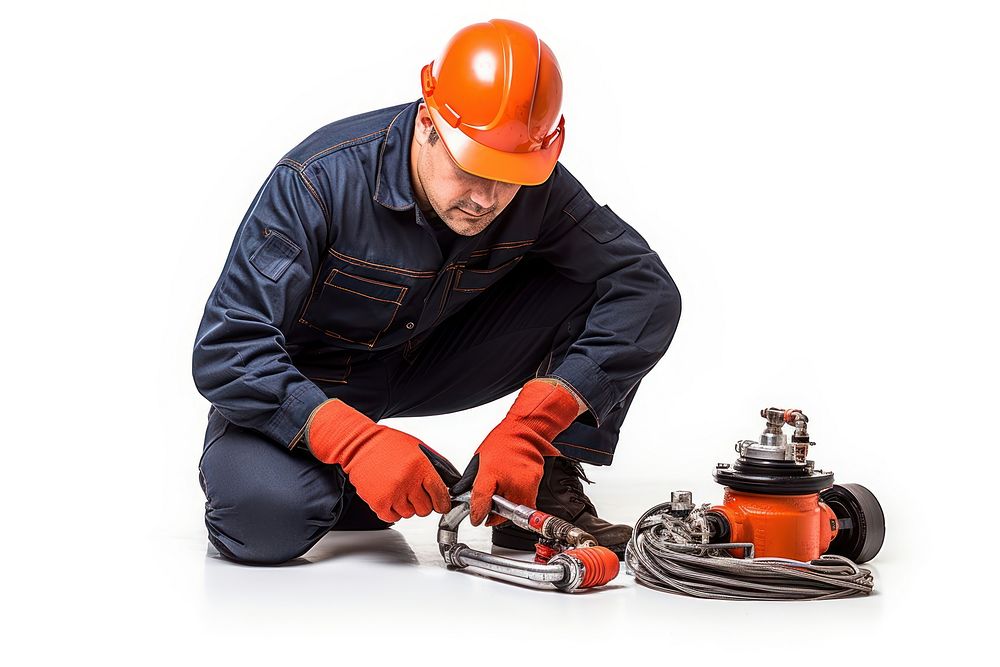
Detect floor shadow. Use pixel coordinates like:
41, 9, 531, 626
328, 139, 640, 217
301, 529, 420, 565
204, 528, 420, 567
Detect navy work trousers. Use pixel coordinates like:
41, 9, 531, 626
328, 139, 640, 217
198, 256, 643, 564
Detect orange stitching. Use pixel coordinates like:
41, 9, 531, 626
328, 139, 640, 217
328, 283, 403, 306
453, 257, 522, 291
296, 252, 332, 325
471, 241, 532, 252
324, 269, 406, 300
299, 321, 370, 347
462, 256, 522, 274
306, 354, 352, 384
468, 239, 536, 256
299, 276, 407, 348
287, 420, 308, 450
541, 372, 600, 428
403, 337, 417, 363
303, 128, 388, 166
494, 239, 536, 247
369, 285, 406, 348
552, 440, 611, 457
295, 170, 329, 221
373, 107, 409, 208
328, 247, 436, 278
274, 162, 329, 221
426, 267, 457, 329
300, 296, 402, 348
562, 190, 593, 224
333, 270, 408, 291
437, 268, 451, 309
306, 375, 347, 384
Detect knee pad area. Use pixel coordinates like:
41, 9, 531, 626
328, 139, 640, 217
198, 424, 348, 564
204, 487, 346, 565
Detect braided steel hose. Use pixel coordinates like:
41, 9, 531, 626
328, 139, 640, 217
625, 502, 875, 600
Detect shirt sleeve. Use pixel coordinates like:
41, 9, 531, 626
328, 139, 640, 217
192, 164, 331, 449
529, 162, 682, 428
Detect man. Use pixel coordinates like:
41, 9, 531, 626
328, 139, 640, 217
193, 18, 681, 565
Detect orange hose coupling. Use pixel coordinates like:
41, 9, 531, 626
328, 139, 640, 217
560, 546, 621, 588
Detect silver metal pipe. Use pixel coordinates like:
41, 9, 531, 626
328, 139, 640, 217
451, 545, 569, 584
437, 492, 584, 592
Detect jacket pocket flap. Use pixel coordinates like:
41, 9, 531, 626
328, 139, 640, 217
454, 255, 523, 291
250, 230, 301, 281
324, 269, 406, 304
578, 204, 627, 243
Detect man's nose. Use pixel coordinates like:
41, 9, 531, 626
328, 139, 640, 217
468, 180, 499, 211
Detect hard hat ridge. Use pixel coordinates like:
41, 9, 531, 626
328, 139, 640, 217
420, 18, 565, 186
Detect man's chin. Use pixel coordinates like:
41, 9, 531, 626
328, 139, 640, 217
442, 213, 492, 236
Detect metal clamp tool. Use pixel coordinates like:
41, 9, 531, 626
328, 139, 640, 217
437, 491, 620, 592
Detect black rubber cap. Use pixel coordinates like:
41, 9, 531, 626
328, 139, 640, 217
821, 483, 886, 564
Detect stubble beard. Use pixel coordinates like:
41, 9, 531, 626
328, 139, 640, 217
424, 181, 496, 237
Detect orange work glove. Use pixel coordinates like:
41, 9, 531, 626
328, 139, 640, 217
306, 399, 455, 523
452, 379, 583, 527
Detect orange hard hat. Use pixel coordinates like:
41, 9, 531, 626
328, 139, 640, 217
420, 19, 566, 186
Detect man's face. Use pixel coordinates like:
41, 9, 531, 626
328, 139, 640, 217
412, 106, 521, 236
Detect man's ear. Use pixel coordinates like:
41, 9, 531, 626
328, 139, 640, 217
414, 103, 434, 145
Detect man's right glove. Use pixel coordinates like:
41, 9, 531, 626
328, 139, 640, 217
306, 399, 457, 523
451, 379, 582, 527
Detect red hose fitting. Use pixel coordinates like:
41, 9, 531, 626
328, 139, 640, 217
534, 542, 558, 564
562, 546, 620, 588
528, 510, 548, 532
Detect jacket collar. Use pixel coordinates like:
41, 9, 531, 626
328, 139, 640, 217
373, 98, 422, 211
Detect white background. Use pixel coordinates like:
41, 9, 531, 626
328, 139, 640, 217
3, 1, 997, 663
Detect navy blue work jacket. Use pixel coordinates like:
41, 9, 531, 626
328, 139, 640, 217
193, 97, 681, 450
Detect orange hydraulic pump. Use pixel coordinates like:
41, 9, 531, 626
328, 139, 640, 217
706, 408, 884, 563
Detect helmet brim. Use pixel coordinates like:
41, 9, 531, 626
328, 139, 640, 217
426, 104, 564, 187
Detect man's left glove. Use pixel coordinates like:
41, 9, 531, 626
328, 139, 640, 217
451, 379, 583, 527
306, 399, 456, 523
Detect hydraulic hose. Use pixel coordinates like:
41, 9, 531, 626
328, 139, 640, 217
625, 501, 875, 600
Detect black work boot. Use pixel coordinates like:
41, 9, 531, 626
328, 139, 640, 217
492, 456, 633, 560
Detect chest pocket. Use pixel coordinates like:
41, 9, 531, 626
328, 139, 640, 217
452, 240, 533, 293
298, 265, 409, 348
